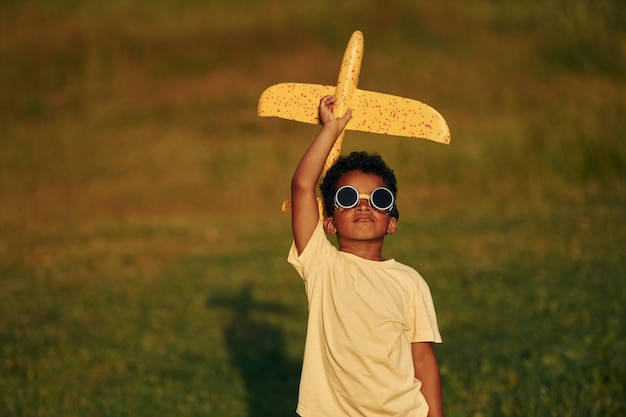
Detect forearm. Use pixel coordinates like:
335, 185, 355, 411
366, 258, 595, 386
413, 343, 444, 417
291, 125, 341, 193
292, 95, 351, 194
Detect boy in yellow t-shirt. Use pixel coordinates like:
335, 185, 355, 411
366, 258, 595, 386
288, 95, 444, 417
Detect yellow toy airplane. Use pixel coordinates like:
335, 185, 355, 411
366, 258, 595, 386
258, 30, 450, 215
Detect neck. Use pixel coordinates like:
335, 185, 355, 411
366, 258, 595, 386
338, 238, 386, 261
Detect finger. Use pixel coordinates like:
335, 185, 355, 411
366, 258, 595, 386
339, 108, 353, 121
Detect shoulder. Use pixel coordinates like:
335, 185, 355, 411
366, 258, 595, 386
288, 221, 336, 269
388, 260, 423, 280
386, 260, 432, 291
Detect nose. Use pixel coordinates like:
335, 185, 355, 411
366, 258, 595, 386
355, 197, 371, 212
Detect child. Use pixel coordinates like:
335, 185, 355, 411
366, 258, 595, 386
288, 95, 444, 417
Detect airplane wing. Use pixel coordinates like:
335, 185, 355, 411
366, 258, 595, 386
352, 89, 450, 144
258, 83, 335, 124
258, 83, 450, 144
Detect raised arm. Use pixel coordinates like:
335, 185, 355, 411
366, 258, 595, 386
291, 96, 352, 254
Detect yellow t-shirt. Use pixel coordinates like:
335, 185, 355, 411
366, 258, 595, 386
288, 222, 442, 417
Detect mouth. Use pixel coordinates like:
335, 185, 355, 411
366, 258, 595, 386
354, 216, 374, 223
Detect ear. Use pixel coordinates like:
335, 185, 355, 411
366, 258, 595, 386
386, 216, 397, 235
323, 217, 337, 235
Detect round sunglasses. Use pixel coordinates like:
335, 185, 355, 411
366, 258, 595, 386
333, 185, 395, 213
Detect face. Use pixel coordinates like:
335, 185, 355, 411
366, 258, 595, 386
324, 170, 397, 241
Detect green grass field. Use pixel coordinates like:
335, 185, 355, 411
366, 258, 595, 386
1, 1, 625, 416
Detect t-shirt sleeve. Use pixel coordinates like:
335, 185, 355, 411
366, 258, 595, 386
287, 221, 334, 281
410, 277, 443, 344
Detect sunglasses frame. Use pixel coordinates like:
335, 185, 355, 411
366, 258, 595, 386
333, 185, 395, 213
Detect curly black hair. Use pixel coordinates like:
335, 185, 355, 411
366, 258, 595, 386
320, 151, 399, 219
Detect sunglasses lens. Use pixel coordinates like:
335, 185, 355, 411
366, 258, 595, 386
371, 188, 394, 211
335, 186, 359, 209
334, 186, 394, 212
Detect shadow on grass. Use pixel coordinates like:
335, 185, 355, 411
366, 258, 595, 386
208, 285, 300, 417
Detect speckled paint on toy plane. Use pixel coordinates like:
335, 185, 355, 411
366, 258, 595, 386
258, 31, 450, 215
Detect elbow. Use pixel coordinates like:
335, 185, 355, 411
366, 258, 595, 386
291, 176, 312, 195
